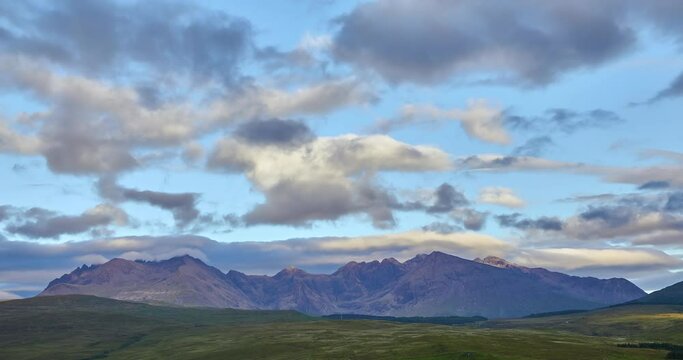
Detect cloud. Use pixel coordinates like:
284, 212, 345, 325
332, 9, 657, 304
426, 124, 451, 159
511, 136, 555, 157
0, 230, 511, 278
514, 247, 683, 272
97, 178, 200, 227
0, 121, 43, 155
479, 187, 526, 208
0, 205, 14, 222
638, 180, 671, 190
209, 134, 452, 228
450, 208, 488, 231
0, 57, 373, 175
0, 290, 21, 301
241, 179, 401, 229
234, 118, 315, 146
210, 78, 375, 122
3, 204, 128, 239
457, 154, 579, 172
504, 193, 683, 247
333, 0, 635, 86
579, 205, 635, 227
495, 213, 563, 231
457, 152, 683, 189
665, 192, 683, 212
421, 222, 462, 234
372, 100, 510, 145
426, 183, 469, 213
644, 71, 683, 104
0, 0, 253, 84
505, 108, 623, 134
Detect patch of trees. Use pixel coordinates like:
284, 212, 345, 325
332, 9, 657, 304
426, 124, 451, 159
322, 314, 486, 325
618, 343, 683, 359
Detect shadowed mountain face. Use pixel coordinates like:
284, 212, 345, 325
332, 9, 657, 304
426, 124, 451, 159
40, 252, 647, 318
630, 280, 683, 305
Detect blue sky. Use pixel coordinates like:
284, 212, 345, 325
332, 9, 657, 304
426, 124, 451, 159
1, 0, 683, 299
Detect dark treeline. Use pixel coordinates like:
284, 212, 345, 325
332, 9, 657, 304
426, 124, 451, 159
618, 343, 683, 359
523, 309, 590, 318
321, 314, 486, 325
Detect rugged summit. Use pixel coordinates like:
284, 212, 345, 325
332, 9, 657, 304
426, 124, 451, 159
40, 252, 646, 318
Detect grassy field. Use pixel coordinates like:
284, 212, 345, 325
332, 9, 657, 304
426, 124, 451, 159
0, 295, 679, 359
483, 304, 683, 343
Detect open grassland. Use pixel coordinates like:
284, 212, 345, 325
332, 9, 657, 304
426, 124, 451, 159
0, 296, 679, 359
483, 304, 683, 344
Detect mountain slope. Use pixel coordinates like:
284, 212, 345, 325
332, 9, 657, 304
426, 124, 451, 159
629, 280, 683, 305
43, 256, 255, 308
39, 251, 646, 318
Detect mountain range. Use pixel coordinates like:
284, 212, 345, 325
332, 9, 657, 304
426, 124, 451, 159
39, 251, 646, 318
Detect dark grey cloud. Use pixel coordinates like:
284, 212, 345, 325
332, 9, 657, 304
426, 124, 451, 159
421, 222, 462, 234
187, 213, 244, 234
512, 136, 555, 156
551, 195, 683, 246
97, 178, 199, 227
665, 192, 683, 212
241, 180, 469, 229
234, 119, 315, 146
0, 205, 15, 222
333, 0, 635, 86
426, 183, 469, 213
333, 0, 683, 88
495, 213, 563, 231
457, 155, 569, 172
579, 206, 634, 227
0, 0, 253, 84
11, 164, 27, 173
638, 181, 671, 190
243, 180, 399, 229
505, 108, 623, 134
644, 71, 683, 104
452, 208, 488, 231
400, 183, 469, 215
43, 136, 139, 175
3, 204, 127, 239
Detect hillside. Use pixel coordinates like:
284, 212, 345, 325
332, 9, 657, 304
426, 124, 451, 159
630, 280, 683, 306
40, 251, 646, 318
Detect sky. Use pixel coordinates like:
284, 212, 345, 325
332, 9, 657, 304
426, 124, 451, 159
1, 0, 683, 299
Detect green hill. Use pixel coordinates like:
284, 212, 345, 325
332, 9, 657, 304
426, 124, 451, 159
0, 295, 677, 360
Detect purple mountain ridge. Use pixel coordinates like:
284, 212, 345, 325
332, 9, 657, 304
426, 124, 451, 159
39, 252, 646, 318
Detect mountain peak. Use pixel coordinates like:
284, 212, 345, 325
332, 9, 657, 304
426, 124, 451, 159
474, 256, 524, 269
169, 254, 204, 264
381, 257, 401, 266
101, 257, 136, 269
274, 266, 308, 278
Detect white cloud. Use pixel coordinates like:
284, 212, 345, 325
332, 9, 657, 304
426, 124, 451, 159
0, 56, 375, 175
479, 187, 526, 208
514, 248, 683, 271
209, 134, 453, 227
373, 99, 510, 144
